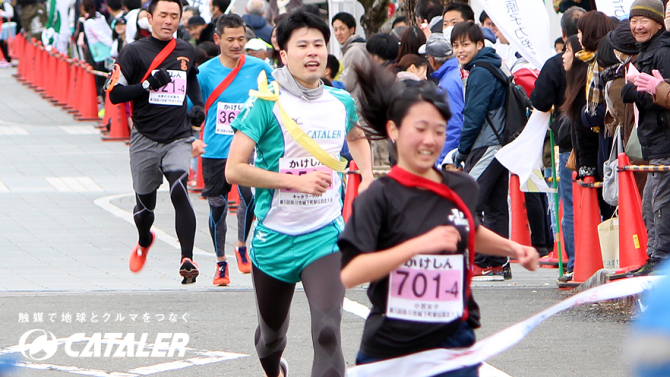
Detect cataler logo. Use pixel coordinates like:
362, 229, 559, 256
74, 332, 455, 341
19, 329, 58, 361
17, 330, 190, 360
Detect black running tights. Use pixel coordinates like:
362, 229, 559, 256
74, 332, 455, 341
133, 170, 196, 260
252, 252, 345, 377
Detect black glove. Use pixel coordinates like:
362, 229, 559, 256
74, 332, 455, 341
453, 150, 468, 169
146, 69, 171, 90
188, 105, 205, 126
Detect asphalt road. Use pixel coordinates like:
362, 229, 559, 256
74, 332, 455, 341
0, 63, 638, 377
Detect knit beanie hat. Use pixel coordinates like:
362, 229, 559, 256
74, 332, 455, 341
608, 20, 639, 55
630, 0, 665, 26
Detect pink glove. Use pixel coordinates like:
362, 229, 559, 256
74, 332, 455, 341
627, 64, 640, 83
636, 70, 665, 95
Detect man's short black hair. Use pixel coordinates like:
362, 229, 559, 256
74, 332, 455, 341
148, 0, 183, 16
326, 54, 340, 78
215, 13, 245, 35
451, 20, 484, 45
123, 0, 141, 11
443, 2, 474, 22
107, 0, 123, 12
479, 10, 489, 24
366, 33, 399, 62
554, 37, 564, 47
391, 16, 406, 28
415, 0, 443, 22
331, 12, 356, 30
211, 0, 230, 13
277, 10, 331, 51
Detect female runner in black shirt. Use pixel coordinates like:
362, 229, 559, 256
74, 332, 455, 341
339, 63, 539, 377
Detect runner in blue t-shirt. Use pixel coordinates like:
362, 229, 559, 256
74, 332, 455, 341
191, 13, 273, 286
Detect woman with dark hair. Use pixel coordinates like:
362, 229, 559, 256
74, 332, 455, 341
561, 36, 599, 179
396, 25, 427, 62
395, 53, 429, 81
576, 10, 617, 116
339, 62, 539, 377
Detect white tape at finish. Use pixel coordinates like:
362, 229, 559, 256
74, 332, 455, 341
346, 276, 661, 377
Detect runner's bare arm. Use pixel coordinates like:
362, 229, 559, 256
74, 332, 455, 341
475, 226, 539, 271
340, 225, 461, 288
226, 131, 332, 195
346, 126, 374, 193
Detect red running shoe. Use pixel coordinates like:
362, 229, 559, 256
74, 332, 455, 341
129, 231, 155, 273
234, 246, 251, 274
213, 261, 230, 286
180, 257, 199, 284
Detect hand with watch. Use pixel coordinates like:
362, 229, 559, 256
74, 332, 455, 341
142, 69, 172, 91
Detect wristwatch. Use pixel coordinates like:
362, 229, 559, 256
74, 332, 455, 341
142, 80, 151, 91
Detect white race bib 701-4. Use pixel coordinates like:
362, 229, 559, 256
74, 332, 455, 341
387, 254, 464, 323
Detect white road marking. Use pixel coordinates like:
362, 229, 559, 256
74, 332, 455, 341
0, 125, 29, 135
93, 193, 215, 258
46, 177, 104, 192
0, 180, 9, 192
60, 125, 99, 135
4, 336, 248, 376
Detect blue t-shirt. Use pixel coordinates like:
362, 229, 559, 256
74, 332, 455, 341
197, 55, 273, 159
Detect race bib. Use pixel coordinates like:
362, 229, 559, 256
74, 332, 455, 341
277, 156, 336, 207
148, 70, 186, 106
215, 102, 243, 135
387, 254, 464, 323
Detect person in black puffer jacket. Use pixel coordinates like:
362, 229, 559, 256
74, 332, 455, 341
621, 0, 670, 276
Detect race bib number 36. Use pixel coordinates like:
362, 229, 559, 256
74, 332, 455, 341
215, 102, 243, 135
148, 70, 186, 106
387, 254, 464, 323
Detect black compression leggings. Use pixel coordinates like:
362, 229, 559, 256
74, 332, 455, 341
133, 170, 196, 260
236, 185, 255, 243
252, 252, 345, 377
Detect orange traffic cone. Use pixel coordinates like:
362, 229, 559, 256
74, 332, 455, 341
64, 61, 80, 113
16, 36, 31, 83
571, 176, 604, 284
228, 184, 240, 214
343, 161, 360, 223
509, 174, 533, 247
42, 51, 58, 101
53, 54, 70, 106
616, 153, 648, 273
189, 155, 205, 193
13, 35, 25, 81
32, 44, 45, 91
75, 64, 101, 121
101, 96, 130, 141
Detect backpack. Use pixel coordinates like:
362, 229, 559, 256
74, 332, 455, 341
475, 61, 533, 145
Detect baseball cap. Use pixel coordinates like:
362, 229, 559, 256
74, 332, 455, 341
419, 33, 453, 58
245, 38, 268, 51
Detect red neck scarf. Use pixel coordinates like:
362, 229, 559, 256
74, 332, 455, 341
387, 165, 476, 319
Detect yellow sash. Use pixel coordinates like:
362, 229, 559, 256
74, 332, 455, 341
248, 71, 347, 172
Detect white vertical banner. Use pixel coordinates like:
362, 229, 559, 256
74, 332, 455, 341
475, 0, 553, 70
595, 0, 633, 19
